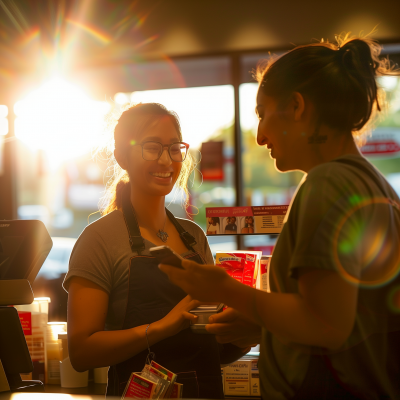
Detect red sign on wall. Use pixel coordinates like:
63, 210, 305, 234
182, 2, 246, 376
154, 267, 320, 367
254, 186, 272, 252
360, 128, 400, 157
200, 141, 224, 181
360, 141, 400, 155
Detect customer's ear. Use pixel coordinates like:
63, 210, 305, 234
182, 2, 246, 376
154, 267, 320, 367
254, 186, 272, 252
292, 92, 306, 122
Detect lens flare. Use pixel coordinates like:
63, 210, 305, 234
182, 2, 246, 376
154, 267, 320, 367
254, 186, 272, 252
333, 196, 400, 288
387, 285, 400, 314
66, 19, 112, 45
162, 55, 186, 88
19, 26, 40, 47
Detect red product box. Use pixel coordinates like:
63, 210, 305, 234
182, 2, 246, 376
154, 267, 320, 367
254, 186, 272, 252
216, 252, 262, 288
223, 267, 244, 283
122, 373, 157, 399
170, 382, 183, 398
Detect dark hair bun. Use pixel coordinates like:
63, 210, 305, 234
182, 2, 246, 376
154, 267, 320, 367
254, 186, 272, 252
256, 35, 398, 141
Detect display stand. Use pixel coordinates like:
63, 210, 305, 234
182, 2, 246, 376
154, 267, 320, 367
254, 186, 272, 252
0, 280, 44, 393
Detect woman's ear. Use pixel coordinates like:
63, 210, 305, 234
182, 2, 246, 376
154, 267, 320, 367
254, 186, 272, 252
292, 92, 306, 122
114, 149, 128, 171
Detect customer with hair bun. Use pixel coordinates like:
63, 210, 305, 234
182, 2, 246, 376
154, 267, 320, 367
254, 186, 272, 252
160, 35, 400, 399
64, 103, 243, 399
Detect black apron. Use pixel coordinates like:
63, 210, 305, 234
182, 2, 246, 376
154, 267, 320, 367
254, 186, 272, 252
106, 191, 242, 398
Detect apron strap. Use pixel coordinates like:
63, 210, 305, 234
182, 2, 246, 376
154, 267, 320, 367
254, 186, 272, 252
121, 185, 197, 253
165, 208, 197, 251
122, 186, 146, 254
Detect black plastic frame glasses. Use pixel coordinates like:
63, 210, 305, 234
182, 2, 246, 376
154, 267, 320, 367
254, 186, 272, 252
132, 141, 190, 162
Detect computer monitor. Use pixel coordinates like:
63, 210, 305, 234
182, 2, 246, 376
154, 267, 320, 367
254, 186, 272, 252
0, 220, 53, 285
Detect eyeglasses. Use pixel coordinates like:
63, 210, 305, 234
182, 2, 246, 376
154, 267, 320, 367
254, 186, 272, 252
132, 141, 190, 162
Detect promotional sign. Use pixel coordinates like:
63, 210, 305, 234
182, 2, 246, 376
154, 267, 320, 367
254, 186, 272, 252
206, 205, 288, 235
200, 141, 224, 181
360, 127, 400, 157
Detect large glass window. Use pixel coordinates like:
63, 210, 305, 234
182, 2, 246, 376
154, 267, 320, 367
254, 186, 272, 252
365, 76, 400, 196
239, 82, 303, 252
14, 78, 111, 238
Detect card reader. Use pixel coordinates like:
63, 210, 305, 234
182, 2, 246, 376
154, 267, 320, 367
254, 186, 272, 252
189, 303, 224, 334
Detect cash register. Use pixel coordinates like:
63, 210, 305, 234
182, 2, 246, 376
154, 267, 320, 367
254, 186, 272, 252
0, 220, 52, 393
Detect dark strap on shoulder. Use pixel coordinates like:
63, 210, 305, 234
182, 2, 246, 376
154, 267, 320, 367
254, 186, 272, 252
121, 186, 197, 253
121, 187, 146, 254
165, 208, 197, 251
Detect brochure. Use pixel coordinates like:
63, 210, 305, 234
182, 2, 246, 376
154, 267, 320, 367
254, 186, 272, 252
206, 206, 288, 235
150, 361, 178, 398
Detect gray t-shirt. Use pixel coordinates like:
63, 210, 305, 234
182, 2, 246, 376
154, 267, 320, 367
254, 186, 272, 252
63, 210, 214, 331
259, 155, 400, 400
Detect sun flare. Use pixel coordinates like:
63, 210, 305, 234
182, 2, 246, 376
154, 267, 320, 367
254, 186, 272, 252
14, 78, 110, 169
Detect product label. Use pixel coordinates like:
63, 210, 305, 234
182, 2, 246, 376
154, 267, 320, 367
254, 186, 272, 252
17, 311, 32, 336
224, 362, 250, 395
124, 374, 156, 399
216, 252, 261, 288
250, 360, 260, 396
260, 258, 271, 291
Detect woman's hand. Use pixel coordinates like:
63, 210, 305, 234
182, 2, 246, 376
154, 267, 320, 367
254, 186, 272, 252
206, 307, 261, 349
159, 259, 236, 303
160, 295, 201, 337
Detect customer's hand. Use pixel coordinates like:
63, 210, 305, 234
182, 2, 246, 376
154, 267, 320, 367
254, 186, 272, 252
206, 307, 261, 350
159, 259, 234, 303
160, 295, 201, 337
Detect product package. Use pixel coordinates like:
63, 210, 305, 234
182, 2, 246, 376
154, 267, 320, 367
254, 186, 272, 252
122, 373, 159, 399
215, 251, 262, 288
260, 255, 272, 292
15, 298, 51, 383
140, 365, 170, 399
150, 361, 178, 398
206, 206, 288, 236
121, 361, 179, 399
169, 382, 183, 398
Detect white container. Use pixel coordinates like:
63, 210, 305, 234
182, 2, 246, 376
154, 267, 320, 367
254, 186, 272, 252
46, 322, 67, 384
15, 297, 51, 383
60, 357, 88, 388
94, 367, 109, 384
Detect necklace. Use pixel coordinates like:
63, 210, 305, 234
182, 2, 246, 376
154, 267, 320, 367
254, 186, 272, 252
156, 217, 169, 242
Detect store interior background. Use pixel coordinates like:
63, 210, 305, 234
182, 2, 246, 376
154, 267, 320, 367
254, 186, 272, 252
1, 0, 400, 321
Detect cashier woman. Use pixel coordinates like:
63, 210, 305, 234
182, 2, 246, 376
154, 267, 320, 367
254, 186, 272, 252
160, 36, 400, 399
63, 103, 245, 398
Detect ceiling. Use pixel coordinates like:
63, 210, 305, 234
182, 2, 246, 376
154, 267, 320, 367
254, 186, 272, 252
1, 0, 400, 99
